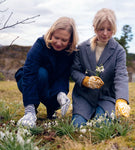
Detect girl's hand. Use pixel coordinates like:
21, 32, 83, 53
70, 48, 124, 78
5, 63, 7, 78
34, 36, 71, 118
82, 76, 104, 89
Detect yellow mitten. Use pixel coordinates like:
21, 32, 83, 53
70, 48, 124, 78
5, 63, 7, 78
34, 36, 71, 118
82, 76, 104, 89
115, 99, 130, 118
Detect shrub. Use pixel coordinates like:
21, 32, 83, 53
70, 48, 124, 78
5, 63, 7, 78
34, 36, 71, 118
0, 72, 5, 81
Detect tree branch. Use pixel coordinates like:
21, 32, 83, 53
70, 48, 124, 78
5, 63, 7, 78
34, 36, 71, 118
3, 11, 13, 27
9, 36, 19, 46
0, 14, 40, 30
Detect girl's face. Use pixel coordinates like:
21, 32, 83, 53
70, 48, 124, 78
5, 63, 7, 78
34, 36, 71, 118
51, 29, 71, 51
95, 20, 113, 43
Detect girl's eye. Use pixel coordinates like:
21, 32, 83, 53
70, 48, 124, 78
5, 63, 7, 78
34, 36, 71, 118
62, 39, 68, 42
99, 28, 104, 31
54, 36, 59, 39
107, 28, 112, 31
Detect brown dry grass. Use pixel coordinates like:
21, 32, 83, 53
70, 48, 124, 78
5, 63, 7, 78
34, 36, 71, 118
0, 81, 135, 150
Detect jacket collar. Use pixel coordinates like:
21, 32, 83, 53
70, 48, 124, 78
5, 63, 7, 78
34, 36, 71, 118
97, 38, 115, 65
86, 38, 116, 68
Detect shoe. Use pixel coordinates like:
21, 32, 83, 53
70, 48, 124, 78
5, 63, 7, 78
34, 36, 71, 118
17, 112, 37, 128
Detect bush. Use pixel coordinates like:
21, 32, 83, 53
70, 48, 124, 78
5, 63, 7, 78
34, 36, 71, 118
0, 72, 5, 81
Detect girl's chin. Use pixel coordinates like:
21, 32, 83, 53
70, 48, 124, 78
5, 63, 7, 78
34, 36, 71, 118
52, 46, 62, 51
101, 39, 109, 42
54, 48, 63, 51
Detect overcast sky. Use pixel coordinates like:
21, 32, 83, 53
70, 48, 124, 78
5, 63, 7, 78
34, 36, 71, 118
0, 0, 135, 53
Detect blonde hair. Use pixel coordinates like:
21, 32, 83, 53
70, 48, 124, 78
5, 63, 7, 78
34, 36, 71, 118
93, 8, 117, 35
91, 8, 117, 51
44, 17, 79, 53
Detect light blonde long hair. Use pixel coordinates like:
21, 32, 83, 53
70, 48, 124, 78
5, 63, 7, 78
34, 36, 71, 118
44, 17, 79, 53
91, 8, 117, 50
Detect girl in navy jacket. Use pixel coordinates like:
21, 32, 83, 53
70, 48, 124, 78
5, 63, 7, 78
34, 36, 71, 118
15, 17, 78, 127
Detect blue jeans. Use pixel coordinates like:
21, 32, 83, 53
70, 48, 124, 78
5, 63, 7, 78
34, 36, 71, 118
72, 114, 87, 128
72, 106, 105, 128
94, 105, 105, 119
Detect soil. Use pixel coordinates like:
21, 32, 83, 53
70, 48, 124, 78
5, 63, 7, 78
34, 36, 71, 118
0, 45, 30, 80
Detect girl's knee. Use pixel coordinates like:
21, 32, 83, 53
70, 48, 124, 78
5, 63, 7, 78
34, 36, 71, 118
72, 114, 87, 128
38, 67, 48, 81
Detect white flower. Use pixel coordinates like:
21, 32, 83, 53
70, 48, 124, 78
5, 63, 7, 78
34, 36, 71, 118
88, 129, 91, 132
79, 134, 83, 137
10, 120, 15, 125
0, 131, 5, 139
17, 133, 24, 145
54, 121, 58, 126
48, 122, 51, 128
80, 128, 86, 133
97, 118, 102, 123
44, 123, 48, 128
18, 128, 31, 136
110, 112, 115, 120
34, 146, 39, 150
104, 112, 108, 118
80, 125, 83, 129
86, 122, 93, 127
2, 123, 6, 127
85, 65, 104, 77
5, 130, 10, 136
96, 67, 101, 72
96, 65, 104, 74
26, 139, 31, 144
85, 70, 88, 74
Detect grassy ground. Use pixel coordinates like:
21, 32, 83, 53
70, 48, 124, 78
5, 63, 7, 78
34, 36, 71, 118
0, 81, 135, 150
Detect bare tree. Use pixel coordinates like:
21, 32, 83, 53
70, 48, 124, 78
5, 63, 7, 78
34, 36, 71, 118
0, 12, 40, 30
0, 0, 40, 30
0, 0, 40, 44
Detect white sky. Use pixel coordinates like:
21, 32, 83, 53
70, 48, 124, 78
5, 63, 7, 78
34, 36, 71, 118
0, 0, 135, 53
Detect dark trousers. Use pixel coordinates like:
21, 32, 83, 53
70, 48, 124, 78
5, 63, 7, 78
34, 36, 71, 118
17, 67, 60, 118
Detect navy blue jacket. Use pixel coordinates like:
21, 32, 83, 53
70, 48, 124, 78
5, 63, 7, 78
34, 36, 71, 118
15, 36, 74, 105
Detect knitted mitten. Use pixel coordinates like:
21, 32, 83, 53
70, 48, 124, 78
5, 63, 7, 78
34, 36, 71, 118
17, 104, 37, 128
82, 76, 104, 89
115, 99, 130, 118
57, 92, 70, 116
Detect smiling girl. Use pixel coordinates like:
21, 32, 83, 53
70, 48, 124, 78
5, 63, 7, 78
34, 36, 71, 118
15, 17, 79, 127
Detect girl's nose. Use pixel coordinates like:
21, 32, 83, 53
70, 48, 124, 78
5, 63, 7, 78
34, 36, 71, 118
56, 40, 61, 45
103, 29, 107, 35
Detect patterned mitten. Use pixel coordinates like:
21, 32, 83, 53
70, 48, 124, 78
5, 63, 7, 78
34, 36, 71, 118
115, 99, 130, 118
82, 76, 104, 89
57, 92, 70, 116
17, 104, 37, 128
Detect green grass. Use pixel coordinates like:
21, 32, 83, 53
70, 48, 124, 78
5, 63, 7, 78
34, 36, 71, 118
0, 81, 135, 150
